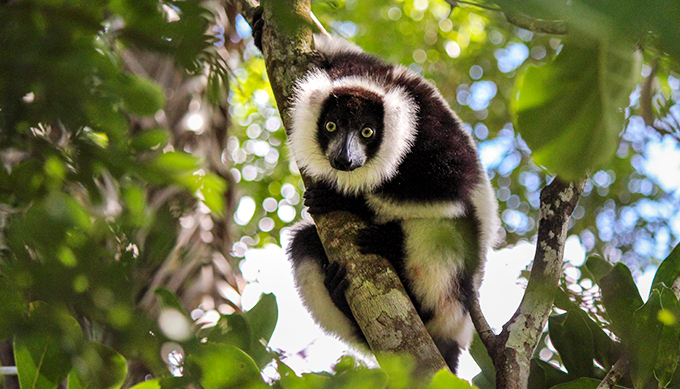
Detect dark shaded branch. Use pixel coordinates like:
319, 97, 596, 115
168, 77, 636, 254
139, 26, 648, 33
597, 355, 629, 389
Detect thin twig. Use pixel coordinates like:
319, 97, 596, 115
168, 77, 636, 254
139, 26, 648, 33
596, 355, 629, 389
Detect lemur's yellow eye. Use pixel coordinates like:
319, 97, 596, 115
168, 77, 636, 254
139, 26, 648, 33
361, 127, 374, 138
325, 121, 337, 132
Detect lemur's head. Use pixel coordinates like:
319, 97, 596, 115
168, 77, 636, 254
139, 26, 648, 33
289, 71, 417, 195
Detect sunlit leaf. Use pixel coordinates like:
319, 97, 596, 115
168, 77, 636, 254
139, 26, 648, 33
188, 343, 267, 389
512, 35, 640, 180
426, 369, 475, 389
128, 379, 161, 389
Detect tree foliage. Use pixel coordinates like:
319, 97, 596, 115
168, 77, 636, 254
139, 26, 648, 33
0, 0, 679, 388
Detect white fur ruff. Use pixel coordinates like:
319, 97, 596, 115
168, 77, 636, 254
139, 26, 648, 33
289, 71, 418, 196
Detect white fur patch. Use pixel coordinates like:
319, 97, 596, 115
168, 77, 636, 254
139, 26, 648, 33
366, 194, 466, 223
470, 173, 501, 251
401, 218, 473, 348
289, 72, 418, 196
291, 256, 364, 345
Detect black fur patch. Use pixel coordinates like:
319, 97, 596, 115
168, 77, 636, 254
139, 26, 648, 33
316, 88, 385, 165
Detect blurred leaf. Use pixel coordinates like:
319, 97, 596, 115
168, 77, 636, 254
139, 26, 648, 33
549, 312, 594, 378
600, 263, 644, 340
154, 288, 186, 313
129, 379, 161, 389
67, 341, 127, 389
529, 358, 570, 389
651, 243, 680, 294
426, 369, 475, 389
199, 173, 227, 216
209, 314, 252, 352
188, 343, 268, 389
0, 282, 25, 340
629, 290, 663, 389
130, 129, 168, 151
277, 360, 331, 389
512, 36, 640, 180
14, 303, 83, 389
117, 75, 166, 117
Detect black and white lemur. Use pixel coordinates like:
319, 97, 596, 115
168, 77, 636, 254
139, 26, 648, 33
254, 17, 499, 373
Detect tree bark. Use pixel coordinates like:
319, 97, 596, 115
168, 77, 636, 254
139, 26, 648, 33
494, 177, 586, 389
238, 0, 447, 378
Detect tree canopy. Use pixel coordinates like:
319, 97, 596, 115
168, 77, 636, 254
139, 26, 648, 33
0, 0, 679, 388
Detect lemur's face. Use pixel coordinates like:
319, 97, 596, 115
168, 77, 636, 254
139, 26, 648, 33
316, 88, 385, 172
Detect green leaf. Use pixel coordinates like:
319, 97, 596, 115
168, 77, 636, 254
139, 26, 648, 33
529, 358, 570, 389
277, 360, 331, 389
512, 36, 640, 180
14, 303, 83, 389
629, 290, 663, 389
244, 293, 278, 367
582, 256, 613, 284
653, 287, 680, 388
469, 332, 495, 387
188, 343, 267, 389
130, 129, 168, 151
549, 312, 594, 378
118, 75, 166, 117
651, 244, 680, 294
427, 369, 475, 389
129, 380, 161, 389
549, 377, 623, 389
600, 263, 644, 340
154, 288, 186, 313
209, 314, 252, 352
0, 283, 25, 340
67, 341, 127, 389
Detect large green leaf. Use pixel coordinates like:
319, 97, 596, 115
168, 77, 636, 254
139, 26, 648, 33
599, 263, 644, 340
188, 343, 267, 389
628, 290, 664, 389
549, 312, 594, 378
512, 35, 640, 180
66, 341, 127, 389
651, 244, 680, 294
